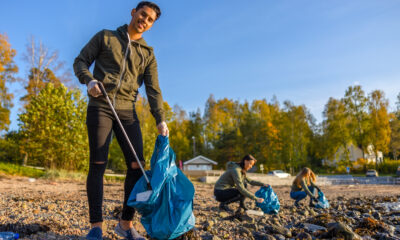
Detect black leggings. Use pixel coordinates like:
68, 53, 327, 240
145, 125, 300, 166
86, 106, 145, 223
214, 188, 245, 203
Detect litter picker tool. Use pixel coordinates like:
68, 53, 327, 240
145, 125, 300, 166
97, 82, 152, 202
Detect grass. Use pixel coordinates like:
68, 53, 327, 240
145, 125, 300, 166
0, 162, 126, 182
0, 162, 45, 178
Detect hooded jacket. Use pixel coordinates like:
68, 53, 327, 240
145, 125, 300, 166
73, 24, 164, 124
214, 162, 264, 200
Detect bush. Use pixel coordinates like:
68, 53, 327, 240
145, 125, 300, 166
376, 159, 400, 175
0, 131, 24, 164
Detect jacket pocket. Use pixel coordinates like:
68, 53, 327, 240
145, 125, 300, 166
102, 73, 118, 92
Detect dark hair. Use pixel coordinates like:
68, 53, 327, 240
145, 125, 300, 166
239, 154, 257, 169
136, 1, 161, 20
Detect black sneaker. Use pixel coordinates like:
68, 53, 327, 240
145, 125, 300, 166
239, 202, 250, 211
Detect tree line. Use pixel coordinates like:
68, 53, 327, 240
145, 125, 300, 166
0, 33, 399, 173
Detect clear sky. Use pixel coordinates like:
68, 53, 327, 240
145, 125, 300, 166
1, 0, 400, 131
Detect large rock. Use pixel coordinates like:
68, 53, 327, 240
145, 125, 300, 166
321, 222, 362, 240
295, 232, 312, 240
252, 232, 275, 240
302, 223, 327, 232
264, 224, 292, 238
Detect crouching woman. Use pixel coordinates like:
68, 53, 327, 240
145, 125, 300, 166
290, 167, 321, 207
214, 154, 266, 213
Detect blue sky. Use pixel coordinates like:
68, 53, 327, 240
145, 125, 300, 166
1, 0, 400, 131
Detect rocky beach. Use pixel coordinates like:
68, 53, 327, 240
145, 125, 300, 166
1, 175, 400, 239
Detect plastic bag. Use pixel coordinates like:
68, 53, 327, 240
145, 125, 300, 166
255, 186, 280, 214
315, 190, 329, 209
127, 136, 195, 240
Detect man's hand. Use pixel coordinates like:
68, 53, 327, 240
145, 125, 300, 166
256, 198, 264, 203
88, 80, 102, 97
157, 121, 169, 136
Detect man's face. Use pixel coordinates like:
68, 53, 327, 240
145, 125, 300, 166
131, 6, 157, 33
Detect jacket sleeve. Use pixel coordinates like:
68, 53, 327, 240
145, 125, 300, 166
144, 53, 165, 125
246, 176, 264, 187
310, 180, 319, 190
232, 169, 258, 200
301, 180, 315, 197
73, 30, 104, 85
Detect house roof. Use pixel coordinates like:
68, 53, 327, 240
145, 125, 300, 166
183, 155, 218, 165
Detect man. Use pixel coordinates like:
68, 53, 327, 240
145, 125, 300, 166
73, 2, 167, 240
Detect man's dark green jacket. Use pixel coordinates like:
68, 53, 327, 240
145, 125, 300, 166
214, 162, 264, 200
73, 24, 164, 124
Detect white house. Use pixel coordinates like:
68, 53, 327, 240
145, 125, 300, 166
183, 155, 218, 171
323, 144, 383, 166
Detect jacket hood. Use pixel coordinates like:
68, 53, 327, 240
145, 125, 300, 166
226, 162, 241, 171
117, 24, 153, 50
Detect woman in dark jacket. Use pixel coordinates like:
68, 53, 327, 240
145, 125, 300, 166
214, 155, 267, 212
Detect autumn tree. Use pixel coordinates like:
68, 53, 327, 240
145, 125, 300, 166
240, 100, 280, 170
0, 34, 18, 131
203, 96, 242, 166
389, 114, 400, 160
20, 36, 71, 105
389, 93, 400, 160
278, 101, 312, 173
322, 98, 352, 163
134, 94, 173, 166
168, 105, 191, 163
18, 83, 88, 170
368, 90, 391, 164
343, 85, 370, 156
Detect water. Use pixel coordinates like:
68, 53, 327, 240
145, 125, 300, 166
0, 232, 19, 240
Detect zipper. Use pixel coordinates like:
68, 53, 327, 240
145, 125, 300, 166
112, 35, 131, 107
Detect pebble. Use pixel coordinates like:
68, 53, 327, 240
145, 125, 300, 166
1, 178, 400, 239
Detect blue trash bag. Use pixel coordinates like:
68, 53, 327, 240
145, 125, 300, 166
255, 186, 280, 214
127, 135, 195, 240
315, 190, 330, 209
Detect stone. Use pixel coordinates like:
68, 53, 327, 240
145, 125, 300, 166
252, 232, 275, 240
302, 223, 327, 232
295, 232, 312, 240
323, 222, 362, 240
265, 224, 292, 238
219, 212, 230, 218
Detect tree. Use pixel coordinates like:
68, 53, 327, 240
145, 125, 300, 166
322, 98, 352, 163
203, 96, 242, 167
368, 90, 391, 164
135, 94, 173, 166
391, 93, 400, 160
0, 33, 18, 131
18, 83, 88, 170
240, 100, 280, 170
0, 131, 23, 163
389, 114, 400, 160
187, 109, 205, 157
20, 36, 72, 105
168, 105, 191, 164
396, 93, 400, 119
278, 101, 312, 173
343, 85, 370, 156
